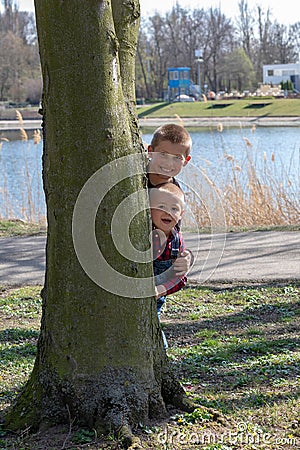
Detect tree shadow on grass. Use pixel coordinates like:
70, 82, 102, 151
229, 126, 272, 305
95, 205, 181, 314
138, 102, 169, 117
0, 328, 38, 366
0, 328, 39, 343
165, 298, 300, 335
163, 296, 300, 414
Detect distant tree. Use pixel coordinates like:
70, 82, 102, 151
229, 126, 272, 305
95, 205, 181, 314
136, 26, 152, 99
222, 48, 255, 92
23, 77, 42, 104
135, 3, 300, 98
281, 79, 294, 91
0, 31, 24, 100
237, 0, 255, 61
148, 12, 168, 98
0, 0, 36, 42
289, 22, 300, 59
268, 22, 298, 64
204, 7, 235, 92
0, 1, 40, 101
0, 0, 18, 34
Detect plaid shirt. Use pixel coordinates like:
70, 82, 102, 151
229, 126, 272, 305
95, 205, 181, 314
152, 227, 187, 296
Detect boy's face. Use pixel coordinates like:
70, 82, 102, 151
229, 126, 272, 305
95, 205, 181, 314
148, 140, 190, 182
150, 189, 184, 235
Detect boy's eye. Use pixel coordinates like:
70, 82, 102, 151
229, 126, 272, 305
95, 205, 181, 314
156, 152, 184, 161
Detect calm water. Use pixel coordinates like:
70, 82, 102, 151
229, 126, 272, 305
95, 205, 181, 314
144, 126, 300, 185
1, 126, 299, 220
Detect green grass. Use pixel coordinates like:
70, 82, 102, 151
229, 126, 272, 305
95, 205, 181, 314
1, 101, 300, 122
0, 220, 46, 237
0, 284, 299, 449
138, 98, 300, 118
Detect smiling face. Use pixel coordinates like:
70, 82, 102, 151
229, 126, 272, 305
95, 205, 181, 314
148, 140, 190, 186
149, 187, 184, 235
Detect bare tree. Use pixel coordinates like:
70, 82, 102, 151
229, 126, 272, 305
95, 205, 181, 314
0, 31, 24, 100
237, 0, 255, 60
267, 22, 297, 64
205, 7, 235, 92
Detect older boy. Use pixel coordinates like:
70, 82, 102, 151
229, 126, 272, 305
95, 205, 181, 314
147, 123, 192, 189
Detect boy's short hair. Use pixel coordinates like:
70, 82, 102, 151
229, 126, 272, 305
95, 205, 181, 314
149, 182, 185, 208
150, 124, 192, 156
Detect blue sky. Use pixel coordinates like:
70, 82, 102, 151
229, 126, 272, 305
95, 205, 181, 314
12, 0, 300, 26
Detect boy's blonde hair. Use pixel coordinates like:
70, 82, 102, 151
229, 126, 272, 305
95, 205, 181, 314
150, 124, 192, 156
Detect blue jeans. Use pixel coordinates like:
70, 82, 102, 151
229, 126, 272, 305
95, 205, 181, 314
157, 295, 166, 319
154, 259, 173, 288
154, 260, 174, 350
156, 296, 168, 349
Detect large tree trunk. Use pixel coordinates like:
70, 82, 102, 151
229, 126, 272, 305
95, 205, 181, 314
5, 0, 191, 443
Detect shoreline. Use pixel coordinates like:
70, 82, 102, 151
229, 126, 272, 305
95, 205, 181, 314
1, 115, 300, 132
139, 116, 300, 128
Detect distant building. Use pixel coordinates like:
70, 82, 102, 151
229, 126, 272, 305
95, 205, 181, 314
167, 67, 191, 100
263, 63, 300, 92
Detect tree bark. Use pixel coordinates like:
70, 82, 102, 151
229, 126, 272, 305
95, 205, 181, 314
5, 0, 192, 443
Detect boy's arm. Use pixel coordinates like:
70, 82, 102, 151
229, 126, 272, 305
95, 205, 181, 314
155, 234, 187, 297
155, 276, 186, 298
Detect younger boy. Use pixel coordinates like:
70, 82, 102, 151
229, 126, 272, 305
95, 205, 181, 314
149, 182, 187, 348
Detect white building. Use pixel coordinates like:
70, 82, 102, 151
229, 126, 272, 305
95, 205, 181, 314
263, 63, 300, 92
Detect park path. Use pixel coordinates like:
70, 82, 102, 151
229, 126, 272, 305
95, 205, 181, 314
0, 231, 299, 288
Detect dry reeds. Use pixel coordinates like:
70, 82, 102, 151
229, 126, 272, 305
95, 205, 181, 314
33, 129, 41, 145
16, 110, 28, 141
183, 132, 299, 231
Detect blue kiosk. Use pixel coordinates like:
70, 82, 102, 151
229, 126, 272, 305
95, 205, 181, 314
168, 67, 191, 100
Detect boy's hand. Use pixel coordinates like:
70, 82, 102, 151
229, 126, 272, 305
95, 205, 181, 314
173, 250, 192, 276
155, 285, 166, 299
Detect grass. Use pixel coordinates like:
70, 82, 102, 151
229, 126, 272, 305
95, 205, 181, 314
2, 100, 300, 121
0, 284, 299, 449
138, 98, 300, 118
0, 219, 46, 237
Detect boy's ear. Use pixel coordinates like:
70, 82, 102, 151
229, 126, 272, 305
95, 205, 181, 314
183, 155, 191, 166
184, 155, 191, 166
148, 145, 153, 154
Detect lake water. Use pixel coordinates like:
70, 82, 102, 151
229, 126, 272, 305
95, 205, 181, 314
0, 126, 299, 221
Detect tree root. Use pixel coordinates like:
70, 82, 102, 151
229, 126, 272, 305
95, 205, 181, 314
160, 356, 228, 425
118, 424, 142, 449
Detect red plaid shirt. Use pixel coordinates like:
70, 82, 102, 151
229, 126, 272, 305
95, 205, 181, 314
152, 227, 187, 296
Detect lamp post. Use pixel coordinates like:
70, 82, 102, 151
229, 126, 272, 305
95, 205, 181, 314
195, 49, 203, 98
